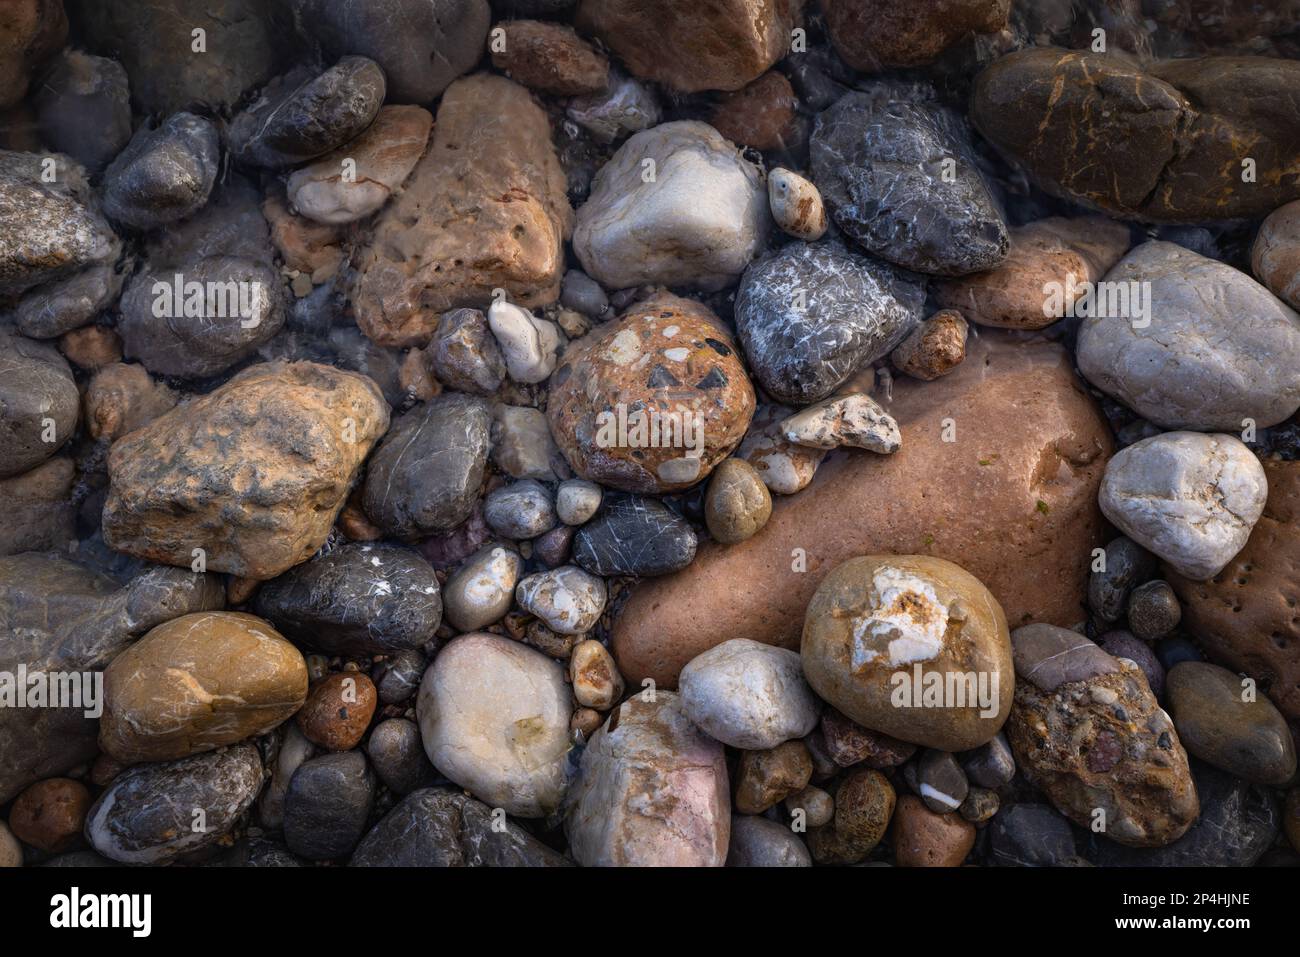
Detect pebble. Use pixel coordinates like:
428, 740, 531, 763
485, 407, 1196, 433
569, 639, 624, 709
808, 768, 895, 865
59, 325, 121, 370
0, 331, 79, 478
736, 404, 827, 495
566, 67, 660, 143
917, 750, 969, 814
34, 50, 132, 173
960, 731, 1015, 788
488, 300, 562, 384
492, 404, 566, 481
1126, 580, 1181, 642
735, 741, 813, 814
258, 724, 315, 831
1088, 536, 1158, 624
989, 803, 1078, 867
102, 112, 220, 230
417, 633, 572, 817
573, 495, 698, 577
9, 778, 91, 853
822, 0, 1010, 71
516, 566, 607, 636
1252, 199, 1300, 310
442, 546, 523, 632
891, 794, 976, 867
283, 751, 376, 861
726, 815, 811, 867
1287, 789, 1300, 854
779, 393, 901, 453
1099, 431, 1267, 581
767, 167, 827, 241
821, 710, 916, 768
373, 650, 427, 705
484, 479, 558, 539
704, 457, 772, 544
890, 309, 968, 380
0, 456, 75, 556
557, 479, 603, 526
709, 71, 800, 152
366, 719, 436, 796
560, 270, 610, 320
82, 362, 176, 443
959, 787, 1000, 824
426, 308, 507, 395
1155, 635, 1203, 673
297, 673, 379, 752
15, 255, 126, 340
491, 18, 608, 95
0, 823, 20, 868
1098, 630, 1165, 698
786, 786, 834, 828
679, 639, 820, 749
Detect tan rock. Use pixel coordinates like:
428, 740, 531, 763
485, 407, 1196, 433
612, 333, 1112, 688
891, 309, 968, 380
296, 672, 378, 751
822, 0, 1008, 71
767, 168, 827, 242
99, 611, 308, 763
83, 362, 179, 442
1253, 199, 1300, 311
570, 639, 624, 710
705, 457, 772, 544
891, 793, 975, 866
807, 767, 895, 864
8, 778, 90, 853
736, 403, 826, 495
734, 740, 813, 814
264, 190, 346, 286
59, 325, 121, 370
0, 455, 75, 556
491, 19, 608, 96
709, 71, 799, 151
352, 74, 573, 347
102, 362, 389, 580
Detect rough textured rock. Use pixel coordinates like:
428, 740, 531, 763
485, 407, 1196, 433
613, 333, 1113, 688
1253, 200, 1300, 310
426, 308, 506, 395
822, 0, 1009, 70
564, 692, 729, 866
0, 456, 76, 556
573, 495, 698, 577
736, 404, 826, 495
548, 292, 756, 493
102, 112, 220, 231
0, 0, 67, 111
807, 767, 895, 864
283, 751, 374, 860
352, 74, 572, 347
779, 394, 900, 453
821, 708, 915, 768
727, 815, 811, 867
103, 362, 390, 580
492, 19, 608, 95
0, 330, 79, 478
566, 67, 660, 143
735, 741, 812, 814
34, 50, 132, 173
573, 121, 768, 291
891, 309, 967, 380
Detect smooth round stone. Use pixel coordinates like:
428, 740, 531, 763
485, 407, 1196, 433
492, 404, 564, 481
0, 331, 78, 478
989, 803, 1078, 867
534, 524, 575, 567
1098, 630, 1165, 698
1126, 580, 1181, 642
426, 308, 506, 395
284, 751, 375, 861
366, 719, 436, 795
297, 673, 378, 752
253, 542, 442, 656
34, 50, 132, 173
487, 301, 560, 383
484, 479, 557, 540
727, 815, 811, 867
735, 741, 813, 814
560, 270, 609, 319
556, 479, 602, 525
1099, 432, 1268, 581
569, 639, 624, 710
802, 555, 1013, 751
573, 496, 698, 577
1155, 634, 1202, 673
959, 786, 999, 823
917, 749, 968, 814
373, 649, 426, 704
442, 545, 523, 632
704, 457, 771, 545
785, 785, 834, 828
9, 778, 91, 853
892, 793, 976, 867
15, 259, 125, 340
768, 167, 826, 241
1166, 661, 1296, 786
417, 633, 572, 817
85, 745, 264, 865
101, 112, 220, 230
960, 731, 1015, 789
1253, 199, 1300, 311
679, 638, 820, 749
891, 308, 968, 380
1088, 535, 1157, 623
98, 611, 308, 763
808, 767, 896, 864
516, 566, 607, 636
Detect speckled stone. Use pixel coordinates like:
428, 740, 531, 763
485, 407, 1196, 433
808, 767, 896, 864
9, 778, 91, 853
491, 18, 608, 96
779, 393, 900, 453
573, 495, 698, 577
736, 404, 827, 495
822, 0, 1010, 71
1126, 580, 1181, 642
821, 709, 916, 768
557, 479, 602, 526
425, 308, 506, 395
767, 167, 827, 241
891, 309, 968, 380
297, 672, 379, 752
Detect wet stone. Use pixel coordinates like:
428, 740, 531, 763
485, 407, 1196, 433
102, 113, 220, 231
989, 803, 1078, 867
573, 496, 698, 577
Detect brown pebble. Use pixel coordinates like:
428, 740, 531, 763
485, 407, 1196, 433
734, 740, 813, 814
808, 767, 895, 864
704, 457, 772, 545
90, 753, 127, 788
59, 325, 122, 370
399, 348, 440, 402
338, 500, 384, 541
821, 708, 916, 768
891, 309, 968, 381
296, 672, 378, 751
892, 794, 976, 867
709, 71, 799, 151
491, 19, 609, 96
226, 575, 260, 606
8, 778, 92, 853
571, 707, 604, 738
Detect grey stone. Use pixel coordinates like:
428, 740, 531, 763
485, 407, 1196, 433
367, 719, 437, 795
1088, 536, 1157, 624
1011, 623, 1118, 692
484, 479, 557, 540
34, 51, 132, 173
989, 803, 1078, 867
102, 113, 220, 230
726, 815, 811, 867
560, 269, 609, 319
1098, 630, 1165, 698
492, 405, 566, 481
556, 479, 602, 525
0, 331, 79, 477
566, 68, 661, 144
960, 731, 1015, 789
918, 749, 968, 814
283, 751, 375, 861
426, 308, 506, 395
516, 565, 607, 635
572, 495, 698, 577
14, 260, 126, 339
373, 649, 427, 705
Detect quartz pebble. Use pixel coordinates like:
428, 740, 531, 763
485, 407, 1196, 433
488, 301, 561, 384
557, 479, 602, 526
442, 546, 523, 632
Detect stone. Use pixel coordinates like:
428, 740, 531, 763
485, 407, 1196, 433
704, 457, 771, 545
557, 479, 602, 526
0, 332, 78, 478
286, 105, 433, 225
573, 495, 698, 577
779, 394, 900, 453
99, 611, 308, 763
366, 719, 435, 796
34, 50, 132, 173
727, 815, 811, 867
736, 404, 826, 495
85, 744, 264, 864
735, 241, 925, 405
1288, 789, 1300, 855
523, 619, 577, 659
786, 785, 834, 828
1166, 661, 1296, 787
373, 650, 426, 705
565, 692, 728, 866
959, 787, 999, 823
802, 555, 1014, 752
917, 749, 969, 814
82, 362, 177, 443
102, 113, 220, 231
891, 794, 976, 867
989, 803, 1077, 867
822, 0, 1010, 70
258, 724, 314, 831
104, 362, 389, 580
1126, 580, 1181, 642
1007, 624, 1198, 847
59, 326, 121, 370
1077, 242, 1300, 430
14, 258, 126, 340
350, 788, 571, 867
971, 48, 1300, 222
566, 68, 660, 144
484, 480, 557, 539
352, 74, 572, 347
417, 633, 572, 817
767, 167, 827, 241
1099, 431, 1268, 581
569, 639, 623, 709
613, 334, 1114, 688
426, 309, 506, 396
961, 732, 1014, 790
679, 639, 820, 750
0, 0, 66, 111
811, 91, 1008, 276
492, 19, 608, 95
442, 545, 522, 632
735, 741, 813, 814
891, 309, 967, 380
283, 751, 375, 861
560, 270, 609, 320
936, 217, 1131, 330
1089, 536, 1157, 624
536, 526, 574, 567
709, 71, 799, 152
572, 122, 768, 291
1253, 200, 1300, 310
252, 543, 442, 657
9, 778, 91, 853
362, 394, 492, 541
492, 405, 565, 481
517, 566, 606, 636
0, 823, 19, 868
0, 456, 75, 556
487, 301, 561, 384
1098, 630, 1165, 698
821, 710, 915, 768
297, 673, 379, 752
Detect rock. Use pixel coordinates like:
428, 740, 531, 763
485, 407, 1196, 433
283, 751, 375, 861
373, 650, 426, 705
417, 633, 572, 817
569, 639, 623, 709
1253, 200, 1300, 310
426, 308, 507, 396
736, 404, 826, 495
101, 113, 220, 231
1165, 661, 1296, 786
779, 394, 900, 453
1288, 789, 1300, 854
1098, 630, 1165, 698
82, 362, 177, 443
811, 91, 1008, 276
1089, 536, 1157, 624
971, 48, 1300, 222
104, 362, 389, 580
286, 105, 433, 225
891, 309, 967, 380
735, 241, 925, 405
989, 803, 1078, 867
362, 394, 492, 541
350, 787, 571, 866
0, 823, 19, 867
1077, 242, 1300, 430
287, 0, 490, 104
679, 639, 820, 749
709, 71, 799, 152
564, 692, 729, 866
442, 545, 522, 632
704, 458, 771, 545
60, 326, 121, 370
822, 0, 1010, 71
14, 257, 126, 340
523, 620, 577, 659
366, 719, 435, 796
1126, 580, 1180, 642
296, 673, 379, 752
572, 121, 768, 291
560, 270, 609, 320
961, 731, 1014, 789
491, 405, 564, 481
352, 74, 572, 347
891, 794, 976, 866
727, 815, 811, 867
536, 526, 575, 568
1007, 624, 1198, 847
959, 786, 999, 823
936, 217, 1131, 330
807, 767, 898, 864
9, 778, 91, 853
1099, 431, 1268, 581
484, 480, 557, 539
0, 0, 66, 111
573, 495, 698, 577
34, 50, 132, 173
492, 19, 607, 95
258, 724, 314, 831
821, 709, 916, 768
802, 555, 1013, 752
735, 740, 813, 814
487, 301, 560, 384
613, 333, 1114, 688
0, 332, 78, 478
85, 744, 263, 864
566, 68, 660, 143
917, 749, 968, 814
767, 168, 827, 241
557, 479, 602, 526
516, 566, 606, 636
252, 543, 442, 657
786, 785, 834, 828
0, 456, 75, 556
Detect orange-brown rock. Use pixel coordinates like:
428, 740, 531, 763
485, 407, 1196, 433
83, 362, 179, 442
59, 325, 121, 370
709, 71, 800, 152
891, 794, 976, 866
821, 0, 1009, 71
264, 190, 346, 287
352, 74, 573, 347
296, 672, 378, 751
0, 0, 67, 110
8, 778, 90, 853
612, 332, 1113, 687
491, 19, 608, 96
891, 309, 968, 380
807, 767, 895, 864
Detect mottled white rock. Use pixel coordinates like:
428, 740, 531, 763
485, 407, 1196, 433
416, 633, 572, 817
516, 565, 607, 635
483, 479, 556, 540
679, 638, 821, 749
573, 120, 768, 291
442, 545, 523, 632
564, 692, 729, 866
1077, 242, 1300, 430
768, 168, 826, 242
569, 638, 624, 709
737, 404, 825, 495
726, 814, 811, 867
488, 300, 561, 383
492, 404, 566, 481
556, 478, 602, 525
1099, 432, 1268, 581
779, 393, 900, 452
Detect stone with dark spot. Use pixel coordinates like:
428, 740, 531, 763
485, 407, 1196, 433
283, 751, 375, 861
1126, 580, 1181, 641
573, 495, 698, 577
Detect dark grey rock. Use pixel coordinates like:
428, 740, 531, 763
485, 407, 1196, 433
14, 260, 127, 339
34, 51, 132, 173
918, 749, 968, 814
1088, 536, 1157, 623
1098, 630, 1165, 697
484, 479, 557, 540
1011, 623, 1118, 692
560, 269, 609, 319
961, 731, 1015, 789
144, 176, 272, 267
1126, 579, 1181, 642
244, 841, 303, 867
374, 649, 427, 704
534, 524, 574, 567
42, 851, 116, 867
367, 718, 437, 795
0, 331, 79, 476
283, 751, 375, 861
1155, 634, 1203, 672
734, 241, 925, 405
491, 0, 576, 14
810, 90, 1008, 276
0, 456, 76, 556
101, 112, 221, 231
989, 803, 1078, 867
573, 495, 698, 577
425, 308, 506, 396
